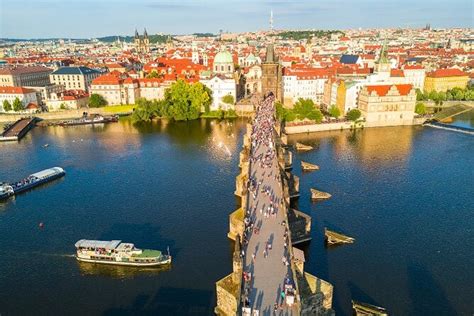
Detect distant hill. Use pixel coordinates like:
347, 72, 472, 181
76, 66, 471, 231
97, 35, 173, 44
0, 38, 84, 42
193, 33, 215, 38
271, 30, 345, 40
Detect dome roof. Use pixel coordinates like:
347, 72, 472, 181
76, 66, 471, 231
214, 50, 233, 64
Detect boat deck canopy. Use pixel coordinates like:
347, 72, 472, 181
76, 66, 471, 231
30, 167, 64, 179
75, 239, 121, 250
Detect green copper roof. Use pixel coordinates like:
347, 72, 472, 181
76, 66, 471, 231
214, 50, 233, 64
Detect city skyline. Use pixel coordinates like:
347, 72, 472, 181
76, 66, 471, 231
0, 0, 472, 39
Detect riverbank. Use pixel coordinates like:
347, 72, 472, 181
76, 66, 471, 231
0, 105, 135, 124
284, 117, 426, 134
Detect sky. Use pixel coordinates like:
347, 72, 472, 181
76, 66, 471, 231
0, 0, 472, 38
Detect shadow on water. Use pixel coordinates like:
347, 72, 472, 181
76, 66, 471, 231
102, 286, 213, 316
406, 261, 456, 316
98, 223, 178, 259
347, 280, 380, 308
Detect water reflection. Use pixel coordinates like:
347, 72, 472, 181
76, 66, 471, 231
288, 126, 416, 167
449, 109, 474, 129
77, 261, 171, 279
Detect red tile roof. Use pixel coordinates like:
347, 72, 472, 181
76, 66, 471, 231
390, 69, 405, 77
427, 68, 468, 78
366, 84, 413, 97
0, 86, 36, 94
403, 64, 424, 70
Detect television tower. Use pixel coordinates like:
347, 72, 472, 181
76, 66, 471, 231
270, 10, 274, 32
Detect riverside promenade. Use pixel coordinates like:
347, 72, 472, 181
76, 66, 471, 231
215, 93, 335, 316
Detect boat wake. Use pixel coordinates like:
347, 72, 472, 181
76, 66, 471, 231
424, 122, 474, 135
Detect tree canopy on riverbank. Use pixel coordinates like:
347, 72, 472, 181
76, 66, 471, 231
276, 99, 323, 123
131, 79, 213, 122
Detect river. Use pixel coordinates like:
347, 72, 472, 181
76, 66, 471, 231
0, 117, 472, 315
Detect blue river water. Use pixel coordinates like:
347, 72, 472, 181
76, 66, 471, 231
0, 116, 473, 315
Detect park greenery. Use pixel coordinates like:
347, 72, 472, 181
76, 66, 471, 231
416, 87, 474, 105
222, 94, 235, 105
271, 30, 344, 41
200, 109, 238, 119
276, 99, 323, 123
346, 109, 362, 122
89, 94, 108, 108
131, 79, 214, 122
2, 100, 12, 112
415, 103, 427, 115
328, 105, 341, 118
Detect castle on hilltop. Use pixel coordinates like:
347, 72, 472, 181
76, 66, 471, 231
134, 29, 150, 54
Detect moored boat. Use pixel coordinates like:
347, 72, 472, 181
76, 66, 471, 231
53, 113, 119, 126
75, 239, 172, 267
10, 167, 65, 194
0, 183, 14, 200
295, 142, 313, 151
301, 161, 319, 171
1, 167, 65, 200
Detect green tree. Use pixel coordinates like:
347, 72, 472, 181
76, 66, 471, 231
2, 100, 12, 112
275, 101, 288, 121
306, 108, 323, 123
284, 111, 297, 122
59, 103, 67, 110
415, 88, 425, 101
146, 70, 160, 78
415, 102, 426, 115
89, 93, 107, 108
452, 88, 465, 101
222, 94, 234, 105
346, 109, 361, 121
328, 105, 341, 118
12, 97, 23, 112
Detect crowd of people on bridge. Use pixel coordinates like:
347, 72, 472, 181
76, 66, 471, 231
240, 94, 296, 315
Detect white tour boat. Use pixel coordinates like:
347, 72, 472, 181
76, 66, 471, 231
75, 239, 172, 267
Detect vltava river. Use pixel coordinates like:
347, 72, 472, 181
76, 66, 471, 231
0, 117, 472, 315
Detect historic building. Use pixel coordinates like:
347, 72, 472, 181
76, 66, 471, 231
402, 64, 426, 90
261, 44, 282, 102
50, 66, 101, 92
282, 68, 330, 107
0, 86, 40, 111
424, 68, 469, 92
91, 73, 139, 105
330, 79, 366, 115
134, 29, 150, 54
46, 90, 89, 110
200, 49, 236, 111
0, 66, 52, 87
358, 84, 416, 127
213, 49, 234, 75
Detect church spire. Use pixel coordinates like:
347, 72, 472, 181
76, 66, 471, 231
378, 39, 389, 64
144, 28, 148, 39
134, 29, 139, 39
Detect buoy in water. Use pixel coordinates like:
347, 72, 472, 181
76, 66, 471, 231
39, 222, 44, 228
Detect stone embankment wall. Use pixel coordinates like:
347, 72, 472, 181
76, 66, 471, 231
0, 108, 130, 123
285, 117, 430, 134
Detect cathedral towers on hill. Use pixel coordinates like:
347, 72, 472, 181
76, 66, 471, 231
134, 29, 150, 54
